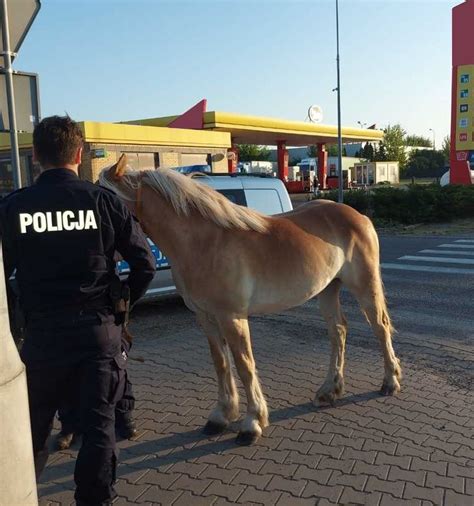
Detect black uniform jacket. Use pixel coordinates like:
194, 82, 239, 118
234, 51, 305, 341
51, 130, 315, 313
0, 169, 156, 319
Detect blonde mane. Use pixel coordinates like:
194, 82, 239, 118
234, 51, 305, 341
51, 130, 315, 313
99, 167, 269, 233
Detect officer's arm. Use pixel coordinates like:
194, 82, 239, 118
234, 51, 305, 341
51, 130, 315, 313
112, 200, 156, 306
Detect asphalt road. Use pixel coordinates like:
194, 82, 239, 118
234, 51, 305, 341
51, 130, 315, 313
378, 235, 473, 346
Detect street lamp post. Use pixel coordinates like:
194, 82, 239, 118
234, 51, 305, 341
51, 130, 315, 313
335, 0, 343, 203
429, 128, 436, 150
357, 121, 367, 129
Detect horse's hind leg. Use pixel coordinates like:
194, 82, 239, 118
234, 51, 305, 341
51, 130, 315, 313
349, 273, 402, 395
217, 316, 268, 446
315, 279, 348, 406
197, 312, 239, 435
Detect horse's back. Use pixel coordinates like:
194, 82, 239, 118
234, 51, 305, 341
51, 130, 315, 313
279, 199, 376, 247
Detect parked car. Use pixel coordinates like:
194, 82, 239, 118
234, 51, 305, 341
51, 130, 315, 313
118, 174, 293, 301
173, 164, 211, 174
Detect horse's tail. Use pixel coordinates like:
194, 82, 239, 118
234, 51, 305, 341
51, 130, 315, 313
350, 215, 396, 336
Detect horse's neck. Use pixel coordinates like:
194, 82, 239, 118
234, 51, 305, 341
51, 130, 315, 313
139, 187, 197, 259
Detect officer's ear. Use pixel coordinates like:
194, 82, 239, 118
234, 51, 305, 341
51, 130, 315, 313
110, 154, 128, 180
74, 146, 83, 165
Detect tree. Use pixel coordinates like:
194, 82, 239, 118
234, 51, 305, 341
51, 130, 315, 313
405, 134, 432, 148
307, 145, 318, 157
374, 143, 388, 161
441, 136, 451, 162
308, 144, 347, 157
237, 144, 271, 162
380, 124, 407, 168
290, 156, 302, 166
327, 144, 339, 156
361, 142, 375, 161
404, 149, 446, 178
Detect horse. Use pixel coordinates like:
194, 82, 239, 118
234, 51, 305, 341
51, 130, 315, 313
100, 155, 402, 445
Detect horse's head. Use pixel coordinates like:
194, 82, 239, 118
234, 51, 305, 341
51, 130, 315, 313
99, 154, 141, 215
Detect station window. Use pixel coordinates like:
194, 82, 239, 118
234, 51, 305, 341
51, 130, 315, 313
120, 152, 157, 171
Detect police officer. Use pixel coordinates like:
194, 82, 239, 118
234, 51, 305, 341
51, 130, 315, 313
0, 115, 156, 505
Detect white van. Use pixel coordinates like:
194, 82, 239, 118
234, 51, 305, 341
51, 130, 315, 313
118, 175, 293, 300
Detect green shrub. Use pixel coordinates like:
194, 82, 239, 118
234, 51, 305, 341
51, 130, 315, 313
316, 184, 474, 224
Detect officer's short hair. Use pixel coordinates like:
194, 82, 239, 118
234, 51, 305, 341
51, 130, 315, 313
33, 115, 84, 168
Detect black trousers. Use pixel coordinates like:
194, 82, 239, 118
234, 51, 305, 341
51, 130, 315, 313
22, 316, 125, 506
59, 337, 135, 434
59, 370, 135, 432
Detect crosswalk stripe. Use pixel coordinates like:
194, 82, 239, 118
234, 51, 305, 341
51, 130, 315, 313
399, 255, 474, 265
454, 239, 474, 243
438, 244, 474, 249
381, 263, 474, 275
420, 249, 474, 256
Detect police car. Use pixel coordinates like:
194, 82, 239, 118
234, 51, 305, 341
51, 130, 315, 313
118, 174, 293, 301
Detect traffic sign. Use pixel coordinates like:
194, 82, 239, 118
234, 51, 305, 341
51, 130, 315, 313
0, 0, 41, 62
0, 70, 40, 132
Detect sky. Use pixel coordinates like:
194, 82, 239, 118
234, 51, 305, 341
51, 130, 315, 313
15, 0, 460, 147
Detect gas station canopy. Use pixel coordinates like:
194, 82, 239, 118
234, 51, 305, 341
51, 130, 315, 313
127, 111, 384, 146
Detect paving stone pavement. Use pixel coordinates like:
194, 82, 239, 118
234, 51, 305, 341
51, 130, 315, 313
37, 301, 473, 506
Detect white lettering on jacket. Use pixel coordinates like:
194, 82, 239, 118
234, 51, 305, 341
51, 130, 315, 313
19, 210, 98, 234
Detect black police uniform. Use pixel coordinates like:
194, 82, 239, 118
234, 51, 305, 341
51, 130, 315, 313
0, 168, 156, 505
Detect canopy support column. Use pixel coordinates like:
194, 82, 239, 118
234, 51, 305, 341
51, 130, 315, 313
227, 143, 239, 173
277, 140, 288, 181
317, 143, 328, 189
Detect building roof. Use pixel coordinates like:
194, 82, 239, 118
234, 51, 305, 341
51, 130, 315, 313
125, 111, 384, 146
0, 121, 231, 152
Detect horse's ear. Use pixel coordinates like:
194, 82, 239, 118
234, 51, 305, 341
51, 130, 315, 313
110, 153, 128, 180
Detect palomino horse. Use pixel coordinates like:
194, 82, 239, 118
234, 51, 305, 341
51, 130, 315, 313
100, 155, 402, 445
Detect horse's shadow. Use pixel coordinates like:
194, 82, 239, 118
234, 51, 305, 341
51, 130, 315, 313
38, 390, 381, 496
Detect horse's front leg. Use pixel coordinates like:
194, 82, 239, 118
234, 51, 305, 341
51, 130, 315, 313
197, 312, 239, 435
218, 316, 269, 445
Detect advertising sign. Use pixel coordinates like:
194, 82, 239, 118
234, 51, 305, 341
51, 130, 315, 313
455, 65, 474, 150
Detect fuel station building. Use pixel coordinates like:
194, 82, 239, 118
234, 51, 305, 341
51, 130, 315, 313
126, 100, 384, 190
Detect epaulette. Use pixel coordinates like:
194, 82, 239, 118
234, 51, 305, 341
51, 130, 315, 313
95, 183, 119, 197
79, 178, 117, 196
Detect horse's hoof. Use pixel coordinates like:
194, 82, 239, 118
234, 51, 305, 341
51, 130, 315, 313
202, 420, 227, 436
55, 431, 75, 450
235, 431, 259, 446
380, 382, 399, 396
314, 392, 336, 407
